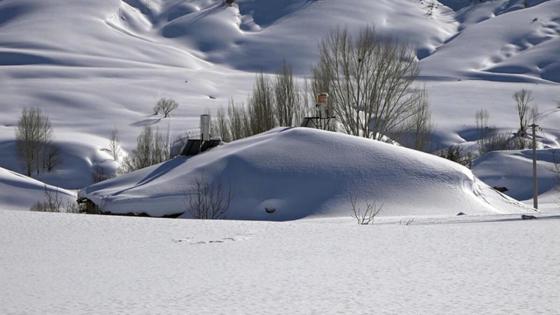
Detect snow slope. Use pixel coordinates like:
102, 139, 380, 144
422, 0, 560, 82
0, 132, 120, 189
81, 128, 531, 219
473, 148, 560, 210
0, 167, 75, 211
1, 0, 560, 206
1, 210, 559, 314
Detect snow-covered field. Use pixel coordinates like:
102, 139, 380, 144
1, 210, 559, 314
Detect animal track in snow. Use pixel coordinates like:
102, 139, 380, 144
172, 234, 254, 245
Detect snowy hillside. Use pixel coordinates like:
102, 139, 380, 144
473, 148, 560, 209
2, 2, 560, 312
1, 0, 560, 210
81, 128, 531, 219
422, 0, 560, 82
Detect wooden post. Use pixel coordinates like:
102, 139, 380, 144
530, 123, 538, 209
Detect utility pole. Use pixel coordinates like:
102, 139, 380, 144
530, 123, 538, 209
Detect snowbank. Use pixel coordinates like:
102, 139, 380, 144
81, 128, 531, 219
0, 167, 75, 211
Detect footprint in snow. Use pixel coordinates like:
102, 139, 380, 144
172, 235, 253, 245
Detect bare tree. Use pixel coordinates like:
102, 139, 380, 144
213, 107, 231, 142
108, 128, 121, 162
186, 176, 232, 219
227, 99, 250, 141
553, 150, 560, 208
15, 107, 54, 176
122, 126, 170, 172
92, 165, 112, 183
475, 108, 490, 147
248, 72, 276, 134
530, 105, 540, 125
513, 89, 533, 137
296, 78, 314, 126
43, 143, 60, 172
153, 98, 179, 118
406, 89, 432, 151
274, 61, 300, 127
349, 193, 383, 225
313, 26, 422, 140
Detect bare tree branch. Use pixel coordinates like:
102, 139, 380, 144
349, 193, 383, 225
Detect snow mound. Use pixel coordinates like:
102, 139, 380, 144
473, 148, 560, 210
0, 166, 75, 211
81, 128, 531, 220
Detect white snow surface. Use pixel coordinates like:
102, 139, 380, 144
1, 210, 559, 314
1, 0, 560, 209
0, 166, 75, 211
81, 128, 531, 219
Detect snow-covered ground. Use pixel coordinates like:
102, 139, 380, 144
1, 210, 559, 314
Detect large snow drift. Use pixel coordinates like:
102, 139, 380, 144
81, 128, 531, 219
0, 166, 75, 211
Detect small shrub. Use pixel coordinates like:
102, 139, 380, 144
30, 186, 81, 213
185, 176, 232, 220
439, 145, 473, 167
481, 133, 530, 153
349, 194, 383, 225
482, 133, 511, 152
